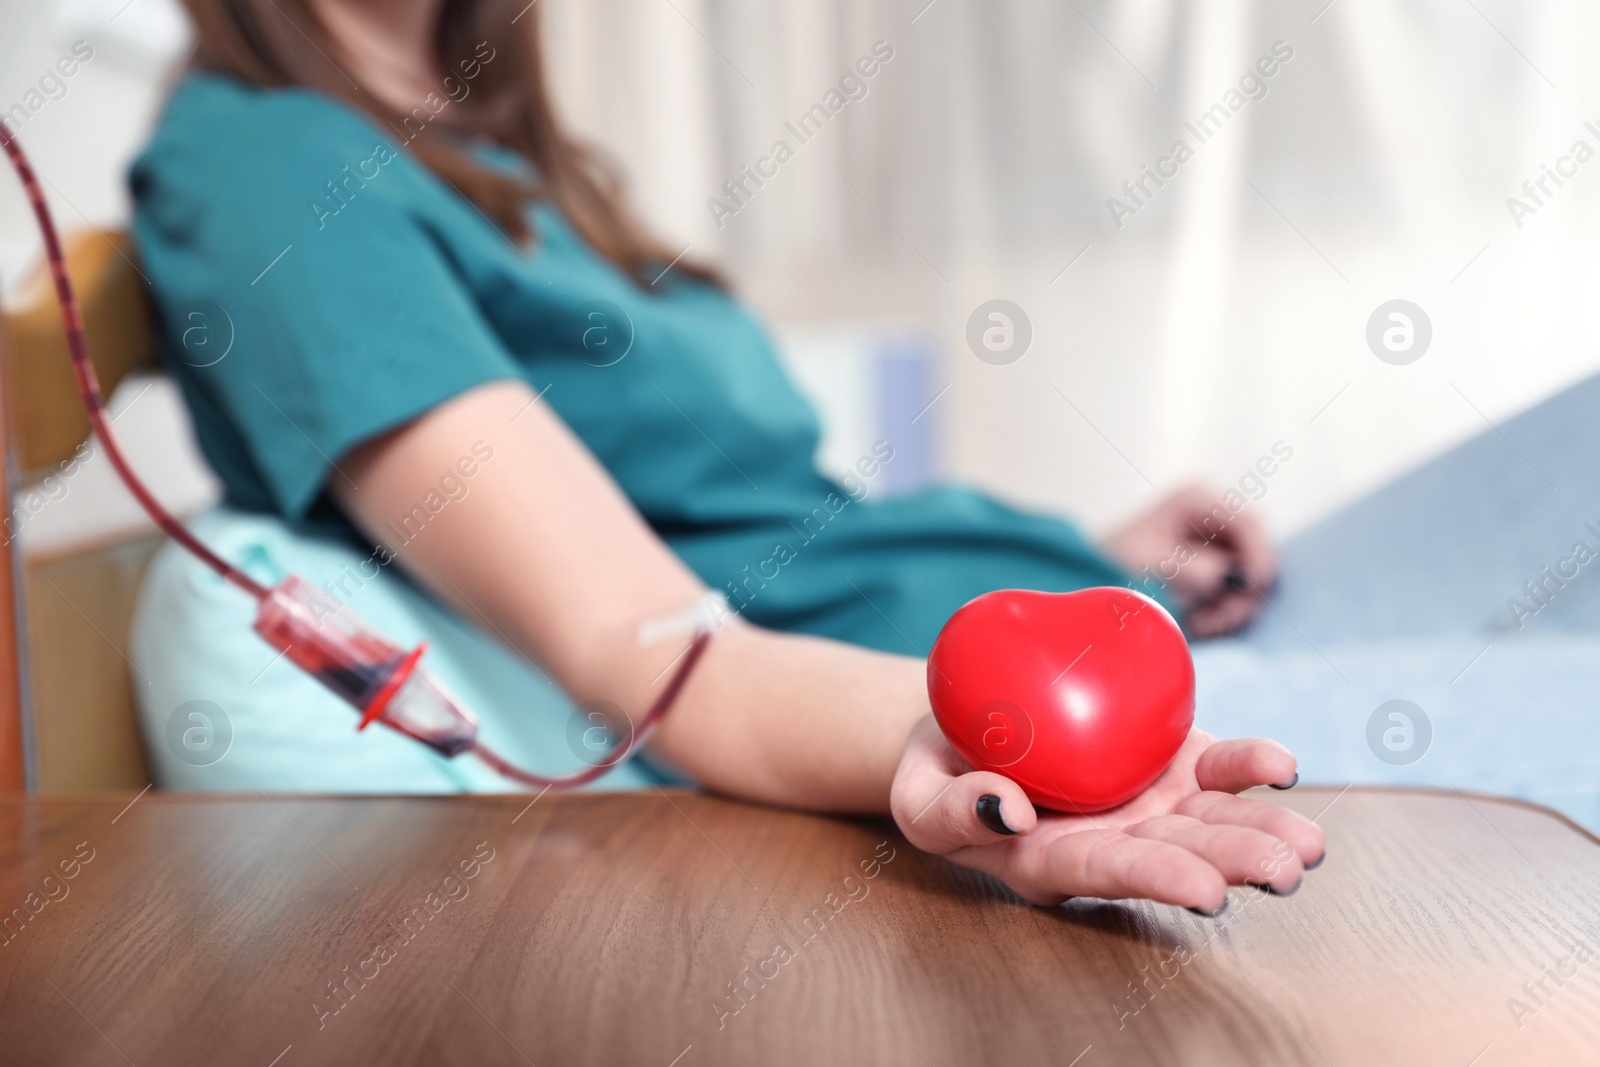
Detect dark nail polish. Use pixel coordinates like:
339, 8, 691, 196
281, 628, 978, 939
1246, 880, 1301, 898
976, 794, 1016, 835
1305, 851, 1326, 871
1224, 566, 1249, 593
1269, 772, 1299, 791
1185, 899, 1229, 919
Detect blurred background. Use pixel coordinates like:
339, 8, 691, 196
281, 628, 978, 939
5, 0, 1600, 560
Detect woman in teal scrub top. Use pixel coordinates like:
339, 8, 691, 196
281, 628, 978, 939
131, 0, 1324, 913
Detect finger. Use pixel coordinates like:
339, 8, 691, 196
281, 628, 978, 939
1177, 493, 1277, 596
898, 770, 1039, 855
1178, 791, 1327, 868
993, 830, 1229, 911
1127, 814, 1302, 894
1221, 508, 1278, 589
1173, 543, 1233, 602
1180, 488, 1274, 576
1194, 737, 1299, 794
891, 719, 1039, 855
1186, 594, 1257, 637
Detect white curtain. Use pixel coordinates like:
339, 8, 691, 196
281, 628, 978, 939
544, 0, 1600, 534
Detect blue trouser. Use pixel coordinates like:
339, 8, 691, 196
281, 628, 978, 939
1194, 373, 1600, 827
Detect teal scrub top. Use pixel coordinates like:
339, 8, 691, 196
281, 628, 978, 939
130, 73, 1149, 656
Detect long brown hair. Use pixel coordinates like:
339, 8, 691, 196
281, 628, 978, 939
178, 0, 716, 288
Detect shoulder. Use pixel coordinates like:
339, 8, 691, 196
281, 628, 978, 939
137, 73, 392, 174
130, 73, 420, 230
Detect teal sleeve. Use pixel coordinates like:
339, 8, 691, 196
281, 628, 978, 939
131, 81, 523, 525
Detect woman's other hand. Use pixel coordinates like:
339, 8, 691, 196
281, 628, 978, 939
1102, 484, 1277, 637
890, 715, 1324, 911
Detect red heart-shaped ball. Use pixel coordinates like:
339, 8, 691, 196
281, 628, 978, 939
927, 587, 1195, 813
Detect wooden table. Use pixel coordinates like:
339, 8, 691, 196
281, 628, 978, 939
3, 787, 1600, 1066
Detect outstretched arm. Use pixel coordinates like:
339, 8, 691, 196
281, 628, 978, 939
334, 379, 925, 813
335, 379, 1325, 912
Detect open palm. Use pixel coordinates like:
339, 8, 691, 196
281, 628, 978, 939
891, 716, 1326, 911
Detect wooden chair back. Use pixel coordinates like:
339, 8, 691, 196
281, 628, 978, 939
0, 230, 164, 792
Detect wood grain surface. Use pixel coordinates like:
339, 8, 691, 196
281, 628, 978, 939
1, 787, 1598, 1066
